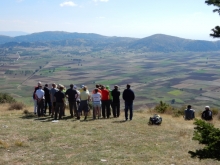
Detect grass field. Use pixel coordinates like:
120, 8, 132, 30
0, 105, 220, 165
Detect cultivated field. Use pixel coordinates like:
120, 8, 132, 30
0, 105, 220, 165
0, 47, 220, 110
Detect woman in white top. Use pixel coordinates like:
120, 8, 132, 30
92, 88, 102, 119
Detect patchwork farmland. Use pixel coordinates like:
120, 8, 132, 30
0, 47, 220, 110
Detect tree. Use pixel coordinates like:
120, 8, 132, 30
205, 0, 220, 37
188, 119, 220, 160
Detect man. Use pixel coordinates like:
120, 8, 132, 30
35, 84, 45, 117
50, 83, 58, 118
106, 86, 113, 116
65, 84, 78, 118
201, 106, 213, 121
101, 85, 110, 118
33, 81, 41, 114
111, 85, 121, 118
74, 85, 80, 111
43, 84, 51, 115
122, 84, 135, 121
184, 105, 195, 120
54, 85, 65, 120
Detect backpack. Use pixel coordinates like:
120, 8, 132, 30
148, 114, 162, 125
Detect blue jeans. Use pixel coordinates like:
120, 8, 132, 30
125, 102, 133, 120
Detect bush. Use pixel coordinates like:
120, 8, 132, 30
188, 119, 220, 160
0, 93, 16, 103
154, 101, 169, 113
212, 107, 219, 116
8, 102, 25, 110
172, 105, 186, 117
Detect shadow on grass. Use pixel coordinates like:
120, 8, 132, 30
112, 120, 127, 123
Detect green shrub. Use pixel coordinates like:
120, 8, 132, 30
211, 107, 219, 116
188, 119, 220, 160
154, 101, 169, 113
8, 102, 25, 110
0, 93, 16, 103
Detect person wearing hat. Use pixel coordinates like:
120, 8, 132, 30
74, 85, 81, 111
111, 85, 121, 117
35, 84, 45, 117
54, 85, 65, 120
122, 84, 135, 121
77, 86, 90, 120
201, 106, 213, 121
184, 105, 195, 120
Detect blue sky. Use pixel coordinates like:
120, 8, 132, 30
0, 0, 219, 40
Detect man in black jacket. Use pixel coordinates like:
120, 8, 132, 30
112, 85, 120, 117
65, 84, 78, 117
122, 84, 135, 121
43, 84, 51, 115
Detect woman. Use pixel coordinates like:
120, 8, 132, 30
77, 86, 90, 120
92, 88, 102, 119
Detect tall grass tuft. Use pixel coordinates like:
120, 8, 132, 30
8, 102, 25, 110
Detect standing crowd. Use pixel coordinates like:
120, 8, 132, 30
33, 82, 135, 121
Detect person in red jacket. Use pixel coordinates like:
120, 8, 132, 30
101, 85, 110, 118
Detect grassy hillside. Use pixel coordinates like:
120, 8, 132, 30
0, 104, 220, 165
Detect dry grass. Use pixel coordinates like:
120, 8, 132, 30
0, 104, 220, 165
8, 102, 25, 110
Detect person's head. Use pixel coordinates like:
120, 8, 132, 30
38, 84, 42, 89
101, 85, 105, 90
126, 84, 131, 89
106, 85, 110, 90
70, 84, 73, 89
205, 106, 210, 110
96, 84, 100, 88
52, 83, 56, 88
45, 84, 48, 87
114, 85, 119, 90
81, 85, 85, 89
94, 88, 98, 93
83, 86, 87, 91
73, 85, 77, 89
59, 85, 64, 91
187, 105, 191, 109
38, 81, 41, 87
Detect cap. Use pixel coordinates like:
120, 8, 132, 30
74, 85, 77, 89
81, 85, 85, 88
205, 106, 210, 109
38, 81, 41, 85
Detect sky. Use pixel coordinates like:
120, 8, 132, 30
0, 0, 219, 40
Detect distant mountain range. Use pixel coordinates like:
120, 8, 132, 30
1, 31, 220, 52
0, 31, 29, 37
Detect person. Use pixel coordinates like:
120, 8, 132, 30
50, 83, 58, 118
54, 85, 65, 120
65, 84, 78, 118
184, 105, 195, 120
201, 106, 213, 121
43, 84, 51, 115
77, 86, 90, 120
106, 85, 113, 115
33, 81, 41, 114
101, 85, 110, 118
91, 88, 102, 119
35, 84, 45, 117
74, 85, 80, 111
122, 84, 135, 121
111, 85, 121, 117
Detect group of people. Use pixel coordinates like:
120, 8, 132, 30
33, 82, 135, 121
184, 105, 213, 121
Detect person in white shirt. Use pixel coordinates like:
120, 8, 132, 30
92, 88, 102, 119
35, 85, 45, 117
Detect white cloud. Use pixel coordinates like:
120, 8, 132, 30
60, 1, 77, 7
93, 0, 109, 2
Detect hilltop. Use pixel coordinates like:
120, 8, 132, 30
0, 104, 220, 165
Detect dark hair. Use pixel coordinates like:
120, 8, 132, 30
96, 84, 100, 88
94, 88, 98, 93
114, 85, 118, 89
45, 84, 48, 87
187, 105, 191, 109
83, 86, 87, 91
126, 84, 130, 89
70, 84, 73, 88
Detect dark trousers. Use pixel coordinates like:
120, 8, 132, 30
55, 102, 64, 120
37, 99, 44, 117
125, 102, 133, 120
44, 98, 51, 114
69, 101, 77, 117
113, 102, 120, 117
101, 100, 110, 118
